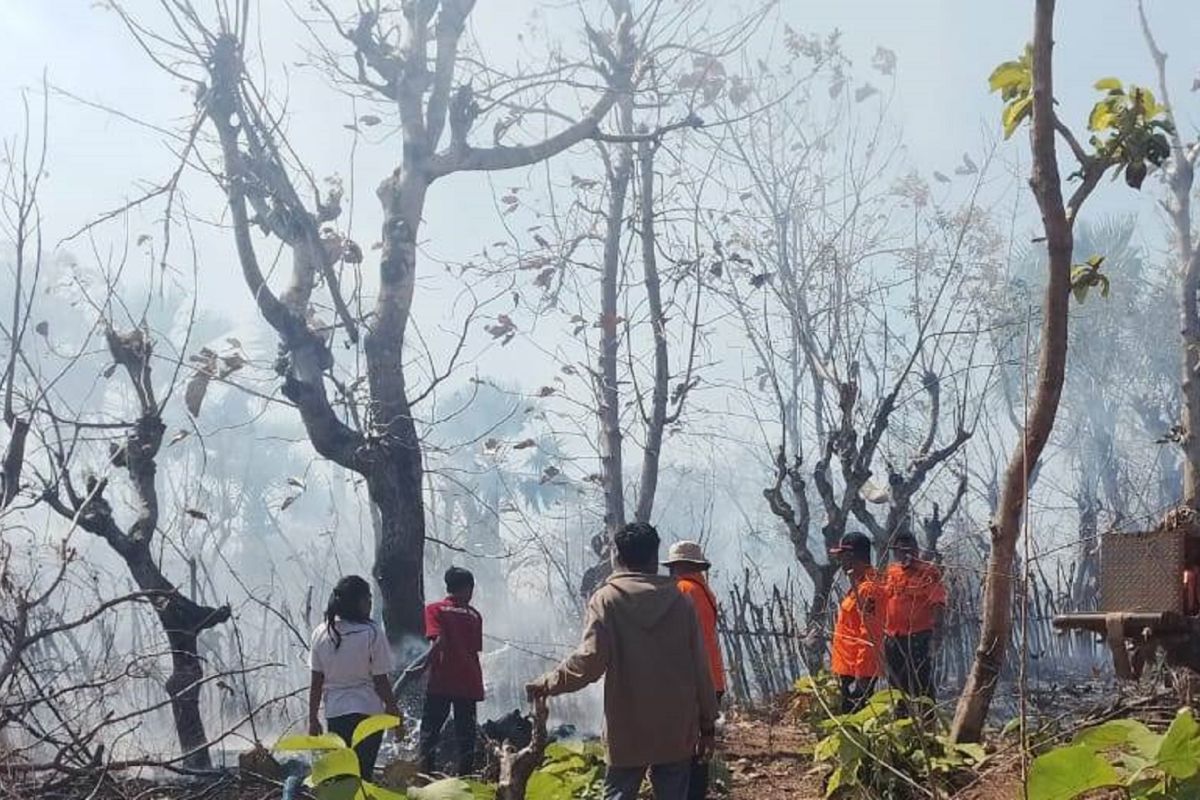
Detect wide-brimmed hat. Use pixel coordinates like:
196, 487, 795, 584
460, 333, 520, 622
828, 531, 871, 560
662, 540, 711, 569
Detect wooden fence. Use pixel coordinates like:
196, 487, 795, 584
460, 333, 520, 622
718, 558, 1107, 707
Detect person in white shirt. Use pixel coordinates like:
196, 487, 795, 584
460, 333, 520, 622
307, 575, 399, 781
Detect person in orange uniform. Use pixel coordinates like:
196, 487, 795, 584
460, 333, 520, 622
828, 532, 884, 714
883, 532, 947, 704
663, 540, 725, 800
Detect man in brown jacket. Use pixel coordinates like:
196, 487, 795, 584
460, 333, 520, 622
527, 522, 719, 800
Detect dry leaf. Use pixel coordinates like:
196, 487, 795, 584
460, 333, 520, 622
184, 371, 211, 417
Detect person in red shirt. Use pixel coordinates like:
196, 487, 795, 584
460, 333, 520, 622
419, 567, 484, 776
883, 532, 947, 705
828, 532, 884, 714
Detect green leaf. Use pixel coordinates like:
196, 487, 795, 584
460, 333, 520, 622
1027, 745, 1121, 800
308, 749, 362, 787
1002, 95, 1034, 139
1001, 717, 1023, 737
1089, 100, 1117, 131
275, 733, 349, 752
989, 61, 1029, 94
525, 772, 573, 800
315, 778, 367, 800
1097, 275, 1111, 298
1155, 708, 1200, 780
362, 783, 408, 800
1072, 284, 1090, 303
1094, 77, 1122, 91
953, 742, 988, 764
825, 763, 855, 798
813, 731, 844, 762
407, 778, 483, 800
1073, 719, 1160, 759
352, 714, 401, 748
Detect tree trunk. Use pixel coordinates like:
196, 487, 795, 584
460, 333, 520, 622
951, 0, 1073, 742
1071, 489, 1100, 609
633, 137, 668, 525
162, 628, 214, 768
368, 174, 430, 644
1137, 0, 1200, 510
122, 545, 230, 768
581, 95, 635, 599
1175, 173, 1200, 509
368, 457, 426, 645
803, 564, 838, 670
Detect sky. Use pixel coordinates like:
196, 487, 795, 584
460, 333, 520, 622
1, 0, 1195, 307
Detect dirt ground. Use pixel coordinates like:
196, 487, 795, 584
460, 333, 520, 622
722, 714, 824, 799
720, 712, 1026, 800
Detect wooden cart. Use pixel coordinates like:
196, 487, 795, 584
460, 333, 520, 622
1053, 516, 1200, 678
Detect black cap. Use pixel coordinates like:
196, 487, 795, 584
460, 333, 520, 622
889, 532, 919, 549
829, 531, 871, 560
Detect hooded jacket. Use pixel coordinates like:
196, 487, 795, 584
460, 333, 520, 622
532, 571, 719, 767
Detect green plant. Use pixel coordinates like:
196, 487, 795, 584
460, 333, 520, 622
1086, 79, 1173, 189
789, 672, 843, 726
989, 54, 1174, 189
1070, 255, 1109, 303
812, 690, 986, 799
524, 741, 606, 800
1027, 708, 1200, 800
988, 44, 1034, 139
275, 715, 489, 800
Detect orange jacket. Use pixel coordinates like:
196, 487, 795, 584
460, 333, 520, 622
831, 569, 884, 679
676, 574, 726, 693
883, 561, 947, 637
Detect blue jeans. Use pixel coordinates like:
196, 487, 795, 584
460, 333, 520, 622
605, 759, 692, 800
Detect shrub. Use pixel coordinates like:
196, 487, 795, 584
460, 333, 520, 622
1027, 708, 1200, 800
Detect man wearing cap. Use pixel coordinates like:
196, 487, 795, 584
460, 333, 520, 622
883, 532, 947, 705
664, 541, 724, 800
828, 532, 884, 714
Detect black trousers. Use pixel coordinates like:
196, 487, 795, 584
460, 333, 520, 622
419, 694, 477, 776
327, 713, 383, 782
837, 675, 877, 714
686, 692, 724, 800
884, 630, 936, 702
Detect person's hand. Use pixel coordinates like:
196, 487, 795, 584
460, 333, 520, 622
308, 719, 323, 736
384, 702, 403, 736
697, 733, 716, 762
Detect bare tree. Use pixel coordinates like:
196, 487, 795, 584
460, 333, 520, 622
0, 87, 48, 511
1137, 1, 1200, 509
39, 325, 232, 768
713, 40, 981, 665
113, 1, 636, 640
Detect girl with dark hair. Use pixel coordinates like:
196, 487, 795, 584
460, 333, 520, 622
308, 575, 399, 781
